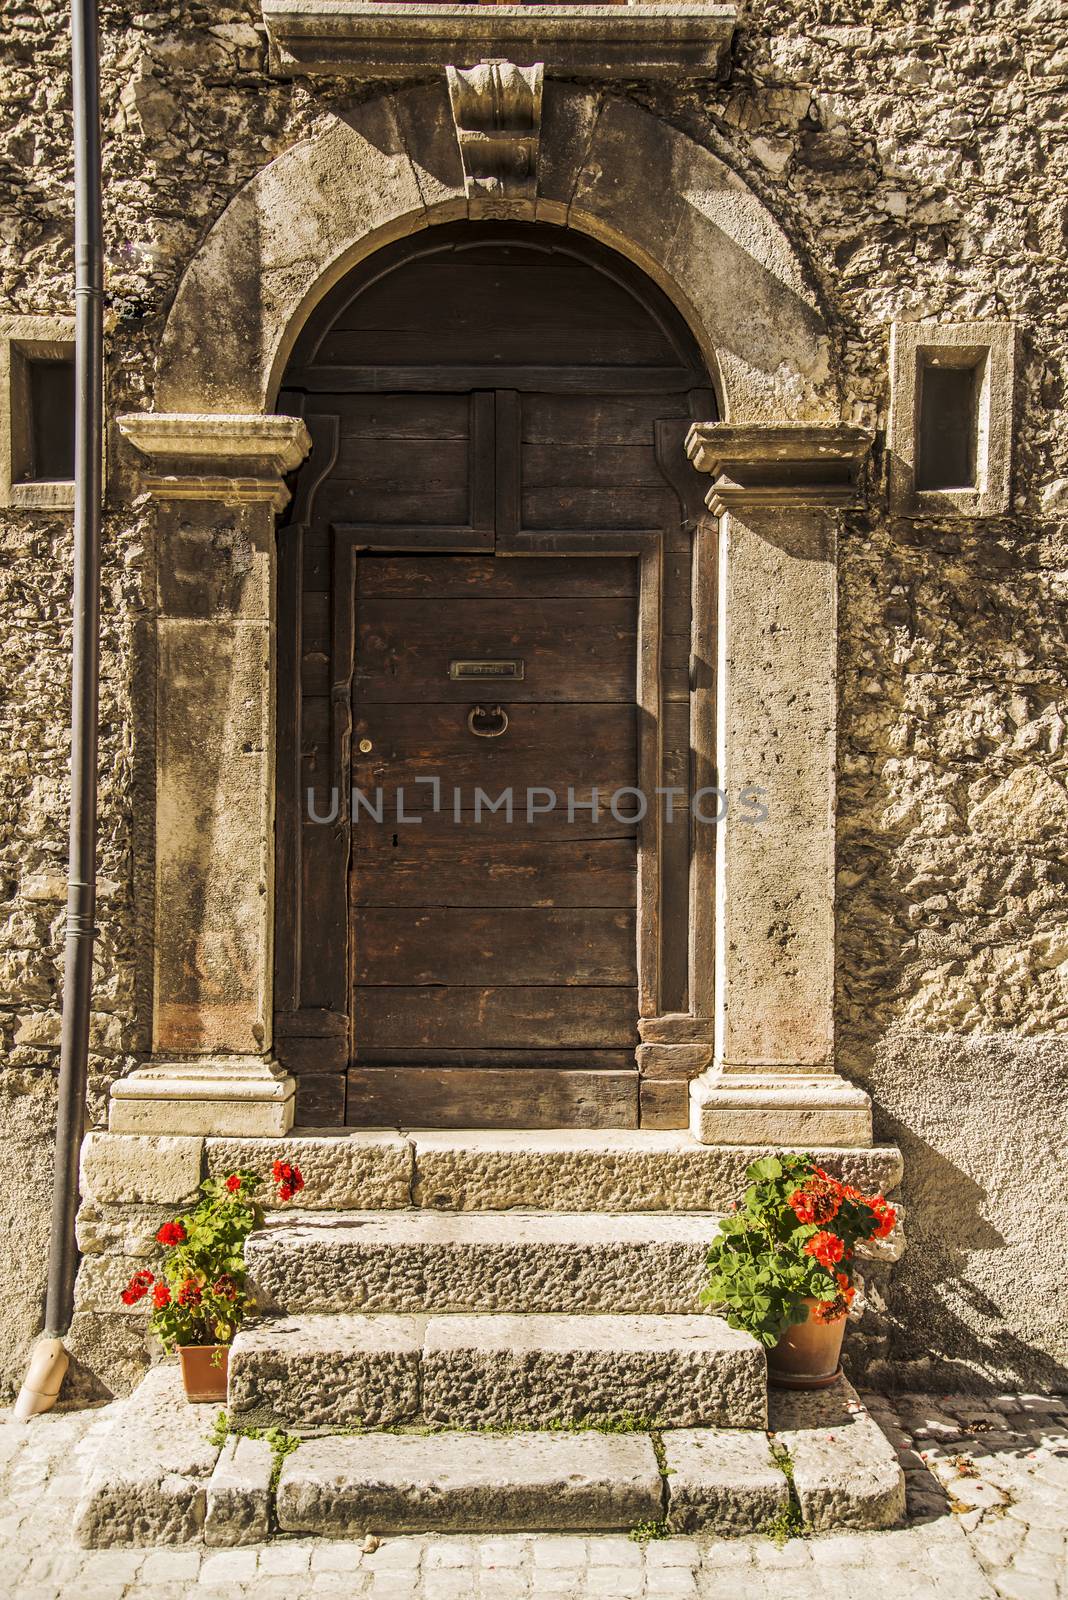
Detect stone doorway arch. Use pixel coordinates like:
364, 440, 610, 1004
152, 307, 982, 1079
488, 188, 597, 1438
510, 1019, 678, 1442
150, 84, 837, 426
113, 82, 874, 1146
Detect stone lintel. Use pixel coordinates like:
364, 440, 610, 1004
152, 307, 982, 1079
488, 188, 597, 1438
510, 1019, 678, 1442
690, 1069, 873, 1149
109, 1058, 297, 1138
686, 420, 873, 513
260, 1, 738, 82
117, 412, 312, 505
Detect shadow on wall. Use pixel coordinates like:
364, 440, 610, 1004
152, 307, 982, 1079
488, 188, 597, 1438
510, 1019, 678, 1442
857, 1048, 1068, 1395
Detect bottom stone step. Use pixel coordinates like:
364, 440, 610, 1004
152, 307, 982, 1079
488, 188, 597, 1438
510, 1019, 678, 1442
72, 1364, 905, 1548
276, 1431, 663, 1535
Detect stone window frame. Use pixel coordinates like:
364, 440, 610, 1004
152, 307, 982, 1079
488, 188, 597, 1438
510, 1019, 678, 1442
888, 319, 1017, 519
0, 314, 76, 511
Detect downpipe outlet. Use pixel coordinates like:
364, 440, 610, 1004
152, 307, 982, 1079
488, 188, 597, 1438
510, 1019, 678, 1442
14, 1338, 70, 1422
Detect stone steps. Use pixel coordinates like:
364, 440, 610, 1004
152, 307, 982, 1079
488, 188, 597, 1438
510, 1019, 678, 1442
226, 1310, 767, 1431
245, 1209, 720, 1315
73, 1366, 905, 1547
72, 1129, 908, 1546
193, 1129, 904, 1214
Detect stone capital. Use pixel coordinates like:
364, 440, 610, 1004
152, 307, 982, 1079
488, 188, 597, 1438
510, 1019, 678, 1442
686, 421, 873, 514
116, 413, 313, 508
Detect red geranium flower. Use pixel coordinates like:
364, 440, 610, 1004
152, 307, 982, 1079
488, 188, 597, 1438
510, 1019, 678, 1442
273, 1159, 305, 1201
152, 1283, 171, 1309
156, 1221, 186, 1247
212, 1274, 238, 1302
867, 1198, 896, 1239
225, 1174, 243, 1194
120, 1269, 154, 1306
789, 1177, 842, 1227
804, 1230, 845, 1270
811, 1296, 847, 1324
177, 1278, 203, 1307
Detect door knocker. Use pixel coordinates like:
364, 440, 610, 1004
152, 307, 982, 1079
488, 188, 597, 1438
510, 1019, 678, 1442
467, 703, 509, 738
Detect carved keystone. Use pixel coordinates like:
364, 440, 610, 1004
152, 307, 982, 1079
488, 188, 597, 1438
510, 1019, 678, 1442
446, 60, 543, 212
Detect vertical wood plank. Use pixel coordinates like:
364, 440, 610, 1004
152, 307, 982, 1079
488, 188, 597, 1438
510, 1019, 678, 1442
635, 537, 662, 1018
274, 522, 303, 1018
494, 389, 521, 544
690, 512, 718, 1024
470, 390, 496, 538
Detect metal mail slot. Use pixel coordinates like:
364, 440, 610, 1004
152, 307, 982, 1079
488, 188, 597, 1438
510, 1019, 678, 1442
449, 659, 525, 680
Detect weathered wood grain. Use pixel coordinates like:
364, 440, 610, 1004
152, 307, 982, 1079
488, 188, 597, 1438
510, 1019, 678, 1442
639, 1077, 690, 1130
352, 835, 636, 908
358, 554, 637, 599
354, 986, 639, 1050
346, 1066, 639, 1129
355, 907, 636, 987
354, 596, 635, 703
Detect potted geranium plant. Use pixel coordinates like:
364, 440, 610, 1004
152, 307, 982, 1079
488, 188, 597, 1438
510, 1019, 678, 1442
119, 1159, 304, 1402
702, 1154, 896, 1389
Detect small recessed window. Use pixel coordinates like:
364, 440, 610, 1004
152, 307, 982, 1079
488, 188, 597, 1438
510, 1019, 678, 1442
915, 355, 982, 492
889, 321, 1015, 519
22, 354, 75, 482
1, 317, 76, 508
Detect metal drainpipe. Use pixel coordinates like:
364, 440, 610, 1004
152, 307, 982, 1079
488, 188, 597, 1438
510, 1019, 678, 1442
15, 0, 103, 1421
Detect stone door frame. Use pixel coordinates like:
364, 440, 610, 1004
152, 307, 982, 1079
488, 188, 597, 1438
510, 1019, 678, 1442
112, 81, 874, 1146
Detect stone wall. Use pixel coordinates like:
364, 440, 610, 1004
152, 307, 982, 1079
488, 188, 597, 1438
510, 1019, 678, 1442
0, 0, 1065, 1396
686, 0, 1068, 1390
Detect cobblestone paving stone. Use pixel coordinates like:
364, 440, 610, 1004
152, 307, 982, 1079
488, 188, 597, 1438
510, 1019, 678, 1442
1, 1391, 1064, 1598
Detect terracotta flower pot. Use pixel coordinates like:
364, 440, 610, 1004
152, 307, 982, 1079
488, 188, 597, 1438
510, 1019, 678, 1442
767, 1299, 846, 1390
178, 1344, 229, 1404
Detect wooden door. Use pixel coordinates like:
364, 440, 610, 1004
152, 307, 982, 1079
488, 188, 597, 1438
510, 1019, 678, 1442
274, 221, 715, 1129
348, 553, 639, 1126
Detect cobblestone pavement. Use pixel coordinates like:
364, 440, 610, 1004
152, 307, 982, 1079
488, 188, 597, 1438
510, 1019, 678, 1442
1, 1392, 1064, 1599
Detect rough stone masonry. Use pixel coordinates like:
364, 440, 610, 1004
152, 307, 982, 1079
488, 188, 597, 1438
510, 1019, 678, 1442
0, 0, 1065, 1399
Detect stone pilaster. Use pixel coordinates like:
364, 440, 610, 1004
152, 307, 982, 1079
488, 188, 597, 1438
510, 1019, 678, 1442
109, 414, 312, 1136
686, 422, 874, 1147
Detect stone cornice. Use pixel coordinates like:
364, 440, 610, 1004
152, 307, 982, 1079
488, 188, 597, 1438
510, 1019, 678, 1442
118, 413, 312, 472
260, 0, 738, 81
117, 413, 313, 508
686, 420, 873, 514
